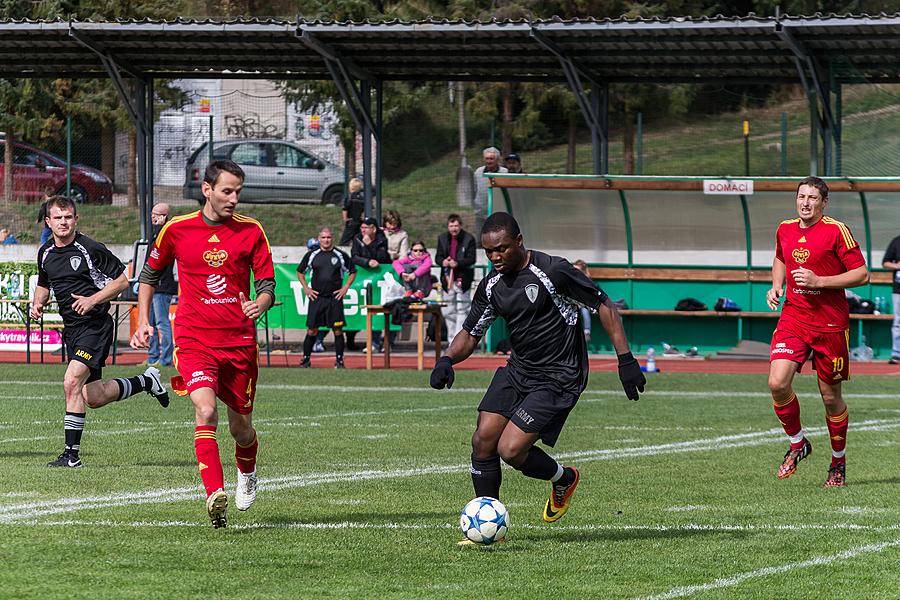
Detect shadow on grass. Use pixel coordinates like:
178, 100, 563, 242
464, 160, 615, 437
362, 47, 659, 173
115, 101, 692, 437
846, 476, 900, 486
0, 450, 52, 459
515, 527, 727, 544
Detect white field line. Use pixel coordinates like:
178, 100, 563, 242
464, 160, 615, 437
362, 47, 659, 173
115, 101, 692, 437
9, 519, 900, 535
3, 379, 900, 399
2, 418, 900, 524
637, 538, 900, 600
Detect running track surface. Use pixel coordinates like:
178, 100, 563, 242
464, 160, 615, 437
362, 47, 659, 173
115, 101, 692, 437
6, 350, 900, 376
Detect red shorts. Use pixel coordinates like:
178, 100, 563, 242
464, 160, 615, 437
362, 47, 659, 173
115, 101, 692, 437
770, 320, 850, 385
173, 345, 259, 414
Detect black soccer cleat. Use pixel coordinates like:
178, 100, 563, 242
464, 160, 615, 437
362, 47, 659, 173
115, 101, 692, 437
47, 452, 82, 468
777, 439, 812, 479
143, 366, 170, 408
334, 358, 345, 369
299, 357, 311, 368
825, 462, 846, 487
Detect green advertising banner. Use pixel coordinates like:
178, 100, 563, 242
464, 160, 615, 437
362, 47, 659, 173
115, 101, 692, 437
264, 263, 401, 331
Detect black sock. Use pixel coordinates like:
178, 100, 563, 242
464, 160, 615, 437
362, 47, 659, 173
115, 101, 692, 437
64, 411, 85, 456
471, 454, 502, 499
555, 466, 575, 487
113, 375, 149, 400
516, 446, 560, 481
334, 333, 345, 359
302, 334, 315, 358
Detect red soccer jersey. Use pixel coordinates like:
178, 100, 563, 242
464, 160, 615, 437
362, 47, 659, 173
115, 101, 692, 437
774, 216, 866, 332
147, 211, 275, 348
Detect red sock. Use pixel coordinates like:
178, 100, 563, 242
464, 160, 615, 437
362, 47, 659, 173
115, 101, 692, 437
194, 425, 224, 497
826, 408, 848, 467
236, 431, 258, 474
773, 393, 805, 448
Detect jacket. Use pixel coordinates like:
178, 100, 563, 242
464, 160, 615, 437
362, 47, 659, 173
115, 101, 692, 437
351, 231, 391, 267
435, 228, 476, 292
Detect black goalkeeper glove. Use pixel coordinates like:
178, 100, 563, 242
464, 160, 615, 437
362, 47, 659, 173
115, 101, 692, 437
430, 356, 455, 390
617, 352, 645, 401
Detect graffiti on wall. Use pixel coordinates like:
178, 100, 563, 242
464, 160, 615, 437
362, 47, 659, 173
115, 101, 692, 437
224, 112, 285, 139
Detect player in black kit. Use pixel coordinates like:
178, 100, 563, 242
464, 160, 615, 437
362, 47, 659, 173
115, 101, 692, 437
297, 227, 356, 368
431, 212, 645, 542
31, 196, 170, 468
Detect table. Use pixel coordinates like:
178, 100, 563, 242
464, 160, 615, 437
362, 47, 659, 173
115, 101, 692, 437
364, 303, 443, 370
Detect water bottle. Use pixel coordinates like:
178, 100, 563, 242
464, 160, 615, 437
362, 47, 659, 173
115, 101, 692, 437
875, 297, 883, 315
644, 347, 658, 373
435, 283, 443, 303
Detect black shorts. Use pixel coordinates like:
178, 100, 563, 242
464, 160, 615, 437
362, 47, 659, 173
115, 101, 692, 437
306, 295, 346, 330
477, 366, 579, 447
64, 315, 114, 383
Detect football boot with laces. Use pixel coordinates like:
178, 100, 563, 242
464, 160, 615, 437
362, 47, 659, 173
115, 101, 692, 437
543, 466, 580, 522
824, 462, 846, 487
777, 439, 812, 479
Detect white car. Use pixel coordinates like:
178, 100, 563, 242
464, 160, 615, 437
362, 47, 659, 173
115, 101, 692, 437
184, 139, 344, 205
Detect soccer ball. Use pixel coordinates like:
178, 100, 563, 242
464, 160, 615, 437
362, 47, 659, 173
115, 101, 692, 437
459, 496, 509, 544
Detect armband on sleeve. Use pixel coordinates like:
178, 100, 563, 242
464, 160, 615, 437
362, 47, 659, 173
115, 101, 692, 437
138, 262, 163, 287
254, 277, 276, 300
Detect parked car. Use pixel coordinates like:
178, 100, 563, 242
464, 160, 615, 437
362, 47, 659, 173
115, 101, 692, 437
184, 139, 345, 205
0, 138, 113, 204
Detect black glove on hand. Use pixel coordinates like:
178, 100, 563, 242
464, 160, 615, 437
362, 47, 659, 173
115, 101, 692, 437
617, 352, 645, 401
430, 356, 455, 390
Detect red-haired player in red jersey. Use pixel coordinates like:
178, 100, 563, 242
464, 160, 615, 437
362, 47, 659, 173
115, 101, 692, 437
766, 176, 868, 487
130, 160, 275, 527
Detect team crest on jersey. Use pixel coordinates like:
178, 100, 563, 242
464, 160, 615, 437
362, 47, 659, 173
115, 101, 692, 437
203, 248, 228, 268
525, 284, 539, 303
69, 256, 82, 271
331, 256, 338, 265
792, 248, 810, 264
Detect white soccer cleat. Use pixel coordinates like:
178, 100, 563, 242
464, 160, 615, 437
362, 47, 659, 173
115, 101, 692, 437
235, 468, 257, 511
143, 366, 170, 408
206, 489, 228, 528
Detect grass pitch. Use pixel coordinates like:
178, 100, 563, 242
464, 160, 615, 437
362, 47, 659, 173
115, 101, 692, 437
1, 364, 899, 599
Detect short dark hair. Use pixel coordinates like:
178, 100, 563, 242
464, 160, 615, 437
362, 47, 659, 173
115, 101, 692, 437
44, 195, 77, 217
797, 176, 828, 199
447, 213, 462, 225
481, 212, 520, 238
204, 159, 245, 187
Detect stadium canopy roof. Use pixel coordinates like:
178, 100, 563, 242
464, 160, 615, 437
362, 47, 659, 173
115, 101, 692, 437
1, 13, 900, 83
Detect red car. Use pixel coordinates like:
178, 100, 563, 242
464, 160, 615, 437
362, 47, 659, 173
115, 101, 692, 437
0, 139, 113, 204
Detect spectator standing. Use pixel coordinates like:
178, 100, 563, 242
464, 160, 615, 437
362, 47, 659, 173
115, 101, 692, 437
351, 217, 391, 352
298, 227, 356, 368
393, 241, 433, 299
505, 153, 525, 174
435, 214, 476, 344
38, 200, 52, 245
881, 234, 900, 364
383, 210, 410, 261
340, 178, 367, 246
472, 146, 507, 235
145, 203, 176, 367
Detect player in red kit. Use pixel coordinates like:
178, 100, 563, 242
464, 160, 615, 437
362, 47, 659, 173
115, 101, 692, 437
766, 176, 868, 487
130, 160, 275, 527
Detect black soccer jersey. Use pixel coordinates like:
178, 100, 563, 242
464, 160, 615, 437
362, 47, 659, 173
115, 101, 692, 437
463, 250, 608, 392
37, 232, 126, 325
297, 247, 355, 295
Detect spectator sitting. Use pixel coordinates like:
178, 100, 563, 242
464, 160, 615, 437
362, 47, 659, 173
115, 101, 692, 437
393, 241, 433, 300
0, 228, 18, 244
350, 217, 391, 352
383, 209, 409, 261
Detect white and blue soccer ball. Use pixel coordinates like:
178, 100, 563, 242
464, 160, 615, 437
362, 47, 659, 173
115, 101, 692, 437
459, 496, 509, 544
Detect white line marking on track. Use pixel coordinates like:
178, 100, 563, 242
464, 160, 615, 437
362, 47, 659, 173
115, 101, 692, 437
636, 537, 900, 600
2, 418, 900, 523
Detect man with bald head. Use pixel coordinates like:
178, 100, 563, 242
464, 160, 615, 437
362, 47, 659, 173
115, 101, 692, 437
297, 227, 356, 368
146, 202, 177, 366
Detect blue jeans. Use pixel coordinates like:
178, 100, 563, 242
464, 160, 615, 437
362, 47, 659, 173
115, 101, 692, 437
148, 293, 174, 366
892, 293, 900, 360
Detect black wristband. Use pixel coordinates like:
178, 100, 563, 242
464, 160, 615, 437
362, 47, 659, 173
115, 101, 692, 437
617, 352, 635, 366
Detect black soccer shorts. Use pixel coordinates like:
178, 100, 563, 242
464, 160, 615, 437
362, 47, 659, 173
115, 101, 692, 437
64, 314, 114, 383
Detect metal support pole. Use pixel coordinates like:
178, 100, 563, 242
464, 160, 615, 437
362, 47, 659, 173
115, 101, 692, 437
780, 112, 787, 176
636, 112, 643, 175
146, 78, 155, 232
375, 79, 383, 223
833, 80, 843, 177
134, 79, 149, 240
361, 79, 372, 219
66, 116, 72, 197
208, 114, 214, 166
